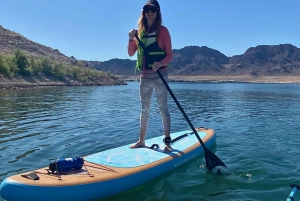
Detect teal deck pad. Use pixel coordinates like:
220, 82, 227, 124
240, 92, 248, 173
85, 130, 206, 168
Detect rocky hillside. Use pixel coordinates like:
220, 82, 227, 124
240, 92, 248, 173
0, 25, 78, 66
171, 46, 229, 75
229, 44, 300, 75
91, 59, 135, 75
0, 25, 127, 88
1, 24, 300, 76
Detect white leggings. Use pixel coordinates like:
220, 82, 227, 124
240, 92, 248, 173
139, 76, 170, 130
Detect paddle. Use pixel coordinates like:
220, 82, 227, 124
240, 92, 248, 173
134, 32, 227, 171
287, 184, 300, 201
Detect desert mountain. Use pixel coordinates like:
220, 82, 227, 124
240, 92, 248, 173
1, 24, 300, 76
0, 25, 78, 66
229, 44, 300, 75
92, 44, 300, 76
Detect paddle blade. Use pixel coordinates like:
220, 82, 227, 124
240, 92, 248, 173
291, 184, 300, 190
204, 148, 227, 172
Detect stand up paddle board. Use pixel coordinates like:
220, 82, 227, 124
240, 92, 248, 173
0, 127, 216, 201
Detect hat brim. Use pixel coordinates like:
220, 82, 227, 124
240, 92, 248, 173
143, 4, 159, 9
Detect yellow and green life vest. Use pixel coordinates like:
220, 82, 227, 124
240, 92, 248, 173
136, 31, 166, 71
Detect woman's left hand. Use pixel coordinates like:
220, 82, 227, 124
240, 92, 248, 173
152, 61, 163, 71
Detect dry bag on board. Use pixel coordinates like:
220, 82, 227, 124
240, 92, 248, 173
48, 157, 84, 173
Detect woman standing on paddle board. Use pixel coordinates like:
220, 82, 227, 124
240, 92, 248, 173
127, 0, 173, 152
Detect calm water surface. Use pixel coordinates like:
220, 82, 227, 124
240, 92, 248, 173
1, 82, 300, 201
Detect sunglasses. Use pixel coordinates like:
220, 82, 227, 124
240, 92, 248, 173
144, 6, 158, 13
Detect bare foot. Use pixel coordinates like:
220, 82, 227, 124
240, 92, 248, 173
164, 144, 172, 152
129, 141, 145, 148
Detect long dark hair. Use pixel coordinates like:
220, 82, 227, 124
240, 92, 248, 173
137, 8, 162, 37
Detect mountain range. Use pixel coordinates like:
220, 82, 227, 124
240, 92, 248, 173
1, 24, 300, 76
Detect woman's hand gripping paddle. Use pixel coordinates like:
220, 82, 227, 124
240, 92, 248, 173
134, 32, 228, 172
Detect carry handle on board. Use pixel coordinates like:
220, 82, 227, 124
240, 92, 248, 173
287, 184, 300, 201
134, 32, 227, 172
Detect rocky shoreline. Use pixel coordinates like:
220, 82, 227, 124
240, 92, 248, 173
170, 75, 300, 83
123, 75, 300, 84
0, 75, 127, 90
1, 75, 300, 90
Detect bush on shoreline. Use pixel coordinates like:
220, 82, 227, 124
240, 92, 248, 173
0, 50, 112, 83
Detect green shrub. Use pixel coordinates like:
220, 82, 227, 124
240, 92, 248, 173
14, 49, 31, 76
0, 55, 12, 77
29, 57, 42, 75
52, 62, 65, 81
0, 50, 112, 84
0, 54, 19, 77
41, 58, 53, 76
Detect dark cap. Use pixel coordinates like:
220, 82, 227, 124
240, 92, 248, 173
143, 0, 160, 9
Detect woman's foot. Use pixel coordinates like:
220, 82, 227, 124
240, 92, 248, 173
164, 143, 172, 152
129, 141, 145, 148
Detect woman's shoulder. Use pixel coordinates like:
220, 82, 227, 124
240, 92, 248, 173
160, 26, 169, 32
160, 26, 170, 35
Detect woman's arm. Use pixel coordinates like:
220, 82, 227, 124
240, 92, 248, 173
127, 40, 137, 56
158, 26, 172, 66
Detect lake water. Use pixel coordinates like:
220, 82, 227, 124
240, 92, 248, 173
1, 82, 300, 201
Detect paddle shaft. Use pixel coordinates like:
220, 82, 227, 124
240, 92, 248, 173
287, 188, 297, 201
156, 70, 207, 149
287, 184, 300, 201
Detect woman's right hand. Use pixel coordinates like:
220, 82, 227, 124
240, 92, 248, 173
128, 29, 137, 41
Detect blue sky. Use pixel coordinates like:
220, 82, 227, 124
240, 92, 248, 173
1, 0, 299, 61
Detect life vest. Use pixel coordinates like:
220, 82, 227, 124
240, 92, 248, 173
136, 31, 166, 71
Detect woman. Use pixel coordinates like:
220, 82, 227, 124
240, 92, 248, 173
127, 0, 173, 152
